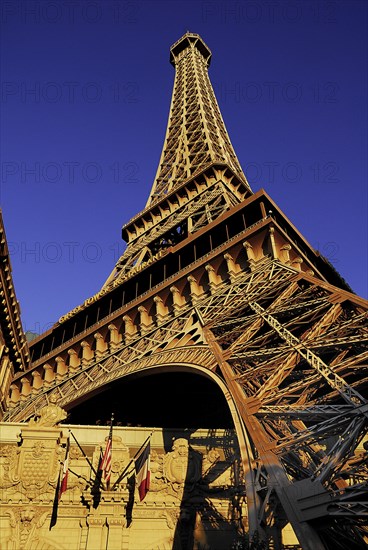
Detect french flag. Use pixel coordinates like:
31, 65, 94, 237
135, 441, 150, 501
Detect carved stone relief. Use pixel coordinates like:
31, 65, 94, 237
0, 427, 241, 550
0, 444, 20, 491
28, 395, 67, 428
4, 506, 50, 549
163, 438, 202, 499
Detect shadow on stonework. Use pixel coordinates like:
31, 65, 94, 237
126, 474, 135, 527
165, 428, 245, 550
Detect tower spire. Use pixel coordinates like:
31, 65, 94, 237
102, 32, 252, 289
147, 32, 251, 206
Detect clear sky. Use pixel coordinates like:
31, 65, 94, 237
1, 0, 367, 335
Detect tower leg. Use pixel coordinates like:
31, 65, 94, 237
204, 327, 326, 550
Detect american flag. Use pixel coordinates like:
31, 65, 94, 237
100, 416, 114, 488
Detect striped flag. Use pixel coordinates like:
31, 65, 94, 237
135, 440, 150, 501
100, 417, 113, 488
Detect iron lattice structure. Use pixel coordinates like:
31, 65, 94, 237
6, 33, 367, 549
148, 33, 250, 204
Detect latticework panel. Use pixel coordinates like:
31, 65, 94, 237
5, 30, 367, 549
6, 255, 367, 547
196, 265, 367, 549
148, 33, 250, 205
109, 182, 227, 284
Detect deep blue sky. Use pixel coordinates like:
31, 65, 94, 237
1, 0, 367, 335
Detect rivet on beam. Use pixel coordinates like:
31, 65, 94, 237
55, 356, 67, 382
224, 253, 241, 282
280, 244, 292, 265
20, 377, 32, 400
31, 370, 43, 394
242, 240, 256, 270
8, 383, 21, 406
138, 306, 153, 334
43, 363, 55, 388
268, 227, 278, 259
187, 275, 204, 304
292, 256, 303, 272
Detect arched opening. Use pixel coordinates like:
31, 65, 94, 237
67, 370, 234, 429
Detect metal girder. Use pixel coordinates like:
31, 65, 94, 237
258, 405, 357, 419
5, 29, 368, 550
191, 265, 367, 547
6, 310, 209, 422
148, 33, 250, 204
8, 252, 367, 547
313, 416, 367, 484
203, 326, 327, 550
107, 184, 226, 284
274, 409, 364, 454
248, 301, 368, 413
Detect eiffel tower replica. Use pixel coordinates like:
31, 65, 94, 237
3, 33, 368, 549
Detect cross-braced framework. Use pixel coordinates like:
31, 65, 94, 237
103, 33, 251, 290
148, 33, 250, 205
5, 33, 367, 549
8, 258, 368, 548
200, 262, 368, 549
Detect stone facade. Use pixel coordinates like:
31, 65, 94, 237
0, 401, 247, 549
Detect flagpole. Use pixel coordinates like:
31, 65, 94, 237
90, 446, 105, 506
100, 413, 114, 490
49, 464, 62, 530
112, 431, 153, 490
111, 459, 134, 490
68, 467, 92, 486
107, 413, 114, 490
70, 430, 99, 478
49, 432, 70, 530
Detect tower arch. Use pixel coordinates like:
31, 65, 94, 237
67, 362, 240, 430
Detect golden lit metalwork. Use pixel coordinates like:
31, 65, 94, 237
1, 33, 367, 549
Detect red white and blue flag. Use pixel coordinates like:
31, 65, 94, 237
100, 418, 113, 488
135, 440, 150, 501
